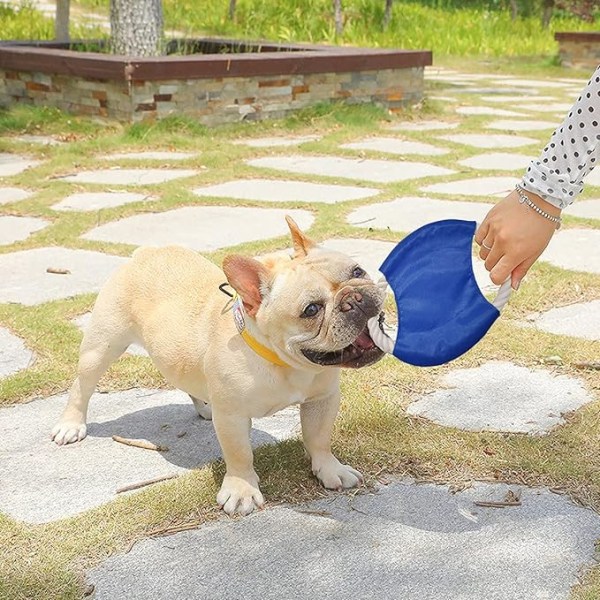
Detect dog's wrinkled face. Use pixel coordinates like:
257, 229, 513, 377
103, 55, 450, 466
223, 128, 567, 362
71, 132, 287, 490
223, 217, 385, 369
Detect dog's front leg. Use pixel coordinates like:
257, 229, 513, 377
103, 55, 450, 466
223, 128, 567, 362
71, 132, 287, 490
212, 410, 264, 516
301, 391, 363, 491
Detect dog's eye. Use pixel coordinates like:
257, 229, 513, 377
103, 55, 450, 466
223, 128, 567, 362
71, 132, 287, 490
301, 303, 322, 318
352, 266, 366, 279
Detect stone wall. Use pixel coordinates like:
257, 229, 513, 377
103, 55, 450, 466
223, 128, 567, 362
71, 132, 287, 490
0, 66, 425, 126
555, 32, 600, 71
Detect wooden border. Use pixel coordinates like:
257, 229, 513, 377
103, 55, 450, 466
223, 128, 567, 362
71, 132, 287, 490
0, 38, 432, 82
555, 32, 600, 43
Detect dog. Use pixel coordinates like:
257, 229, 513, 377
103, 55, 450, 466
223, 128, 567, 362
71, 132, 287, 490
51, 217, 385, 515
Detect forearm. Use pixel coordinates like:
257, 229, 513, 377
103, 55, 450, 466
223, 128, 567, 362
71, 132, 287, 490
520, 66, 600, 210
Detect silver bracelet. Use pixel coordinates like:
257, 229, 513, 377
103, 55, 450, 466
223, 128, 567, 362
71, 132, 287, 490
515, 185, 562, 230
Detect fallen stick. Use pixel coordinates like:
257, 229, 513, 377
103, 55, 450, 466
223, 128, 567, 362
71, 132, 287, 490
473, 500, 522, 508
46, 267, 71, 275
573, 361, 600, 371
112, 434, 168, 452
116, 473, 178, 494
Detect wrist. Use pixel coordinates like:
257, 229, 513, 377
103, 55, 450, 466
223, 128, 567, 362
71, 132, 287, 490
515, 187, 562, 217
513, 185, 562, 230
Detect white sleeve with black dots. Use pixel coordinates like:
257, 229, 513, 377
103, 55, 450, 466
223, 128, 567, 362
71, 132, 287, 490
520, 65, 600, 210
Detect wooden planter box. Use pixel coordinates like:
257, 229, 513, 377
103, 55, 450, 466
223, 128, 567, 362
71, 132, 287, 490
555, 32, 600, 70
0, 38, 432, 126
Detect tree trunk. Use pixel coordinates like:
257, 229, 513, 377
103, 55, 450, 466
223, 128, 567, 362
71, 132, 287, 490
228, 0, 237, 21
55, 0, 70, 42
333, 0, 343, 36
383, 0, 393, 29
542, 0, 554, 28
110, 0, 164, 57
509, 0, 518, 20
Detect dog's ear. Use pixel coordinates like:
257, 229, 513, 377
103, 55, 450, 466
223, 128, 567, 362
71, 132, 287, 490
222, 255, 270, 317
286, 215, 316, 258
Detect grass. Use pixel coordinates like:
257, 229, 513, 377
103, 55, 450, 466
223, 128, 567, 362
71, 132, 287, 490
69, 0, 600, 58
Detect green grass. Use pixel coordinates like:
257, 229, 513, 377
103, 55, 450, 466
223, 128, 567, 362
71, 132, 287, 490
71, 0, 600, 58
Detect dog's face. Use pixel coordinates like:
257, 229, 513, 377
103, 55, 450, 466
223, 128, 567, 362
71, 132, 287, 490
223, 217, 385, 369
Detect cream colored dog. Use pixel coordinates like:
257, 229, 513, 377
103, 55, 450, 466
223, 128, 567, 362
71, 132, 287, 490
52, 217, 385, 515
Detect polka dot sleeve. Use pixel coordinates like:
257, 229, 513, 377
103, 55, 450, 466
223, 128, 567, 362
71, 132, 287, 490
521, 65, 600, 209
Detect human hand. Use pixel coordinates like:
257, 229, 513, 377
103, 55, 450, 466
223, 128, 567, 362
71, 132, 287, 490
475, 188, 561, 290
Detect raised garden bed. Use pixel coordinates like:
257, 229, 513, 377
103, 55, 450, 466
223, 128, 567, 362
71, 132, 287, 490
0, 38, 432, 126
555, 31, 600, 70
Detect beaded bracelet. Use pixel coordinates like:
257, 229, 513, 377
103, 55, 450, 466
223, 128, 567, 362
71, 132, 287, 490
515, 185, 562, 230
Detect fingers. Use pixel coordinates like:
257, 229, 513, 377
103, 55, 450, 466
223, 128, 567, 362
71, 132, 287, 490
510, 255, 538, 290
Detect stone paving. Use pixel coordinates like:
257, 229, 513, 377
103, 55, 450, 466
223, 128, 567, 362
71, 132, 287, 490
1, 64, 599, 599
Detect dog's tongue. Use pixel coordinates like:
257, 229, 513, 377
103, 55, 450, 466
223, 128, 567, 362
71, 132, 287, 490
353, 330, 375, 350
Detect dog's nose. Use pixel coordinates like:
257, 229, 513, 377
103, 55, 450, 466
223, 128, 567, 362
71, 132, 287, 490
340, 291, 363, 312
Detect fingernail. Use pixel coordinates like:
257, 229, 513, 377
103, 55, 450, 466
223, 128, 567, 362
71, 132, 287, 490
514, 280, 521, 291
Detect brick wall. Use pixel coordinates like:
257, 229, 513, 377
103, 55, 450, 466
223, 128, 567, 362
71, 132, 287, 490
555, 33, 600, 71
0, 66, 425, 125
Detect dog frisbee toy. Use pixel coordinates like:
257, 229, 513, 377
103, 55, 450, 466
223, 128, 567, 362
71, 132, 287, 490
367, 219, 511, 367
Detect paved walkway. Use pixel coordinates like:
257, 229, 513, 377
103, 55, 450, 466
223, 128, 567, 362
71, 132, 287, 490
1, 63, 599, 598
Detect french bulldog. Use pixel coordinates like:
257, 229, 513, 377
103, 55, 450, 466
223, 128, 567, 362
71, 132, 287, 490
51, 217, 385, 515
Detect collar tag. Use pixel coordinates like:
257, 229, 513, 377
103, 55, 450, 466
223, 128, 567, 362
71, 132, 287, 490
232, 296, 246, 334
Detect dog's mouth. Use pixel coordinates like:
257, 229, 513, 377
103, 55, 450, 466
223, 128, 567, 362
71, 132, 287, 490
301, 326, 384, 369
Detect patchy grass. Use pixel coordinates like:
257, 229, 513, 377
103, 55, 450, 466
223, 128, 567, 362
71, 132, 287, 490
0, 65, 599, 600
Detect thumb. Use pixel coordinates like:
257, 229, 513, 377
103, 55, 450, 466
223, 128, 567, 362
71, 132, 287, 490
511, 256, 537, 290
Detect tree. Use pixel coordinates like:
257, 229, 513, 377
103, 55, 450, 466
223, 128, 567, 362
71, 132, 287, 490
110, 0, 164, 56
55, 0, 70, 43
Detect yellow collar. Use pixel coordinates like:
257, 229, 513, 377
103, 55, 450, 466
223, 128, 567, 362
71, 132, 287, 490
232, 296, 290, 368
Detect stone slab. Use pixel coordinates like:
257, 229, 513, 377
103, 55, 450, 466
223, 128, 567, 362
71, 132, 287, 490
104, 151, 197, 161
518, 103, 573, 113
438, 134, 538, 149
493, 79, 573, 89
233, 135, 321, 147
541, 229, 600, 274
72, 313, 148, 356
524, 300, 600, 341
52, 191, 151, 212
389, 120, 459, 131
192, 179, 380, 204
347, 197, 493, 232
82, 206, 314, 251
61, 169, 198, 186
341, 137, 449, 156
485, 119, 558, 132
458, 153, 533, 171
407, 361, 592, 434
0, 215, 48, 245
0, 187, 32, 204
0, 153, 40, 177
455, 106, 526, 117
480, 95, 559, 103
0, 327, 33, 378
0, 388, 300, 523
565, 199, 600, 220
0, 247, 127, 305
246, 156, 455, 183
421, 177, 519, 198
88, 478, 600, 600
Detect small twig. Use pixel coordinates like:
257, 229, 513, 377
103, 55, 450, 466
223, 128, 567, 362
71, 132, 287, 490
473, 500, 522, 508
147, 521, 203, 537
46, 267, 71, 275
116, 473, 178, 494
112, 435, 169, 452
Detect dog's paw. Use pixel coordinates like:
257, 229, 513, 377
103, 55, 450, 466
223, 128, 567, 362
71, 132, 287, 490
51, 421, 87, 445
312, 455, 363, 490
217, 475, 264, 516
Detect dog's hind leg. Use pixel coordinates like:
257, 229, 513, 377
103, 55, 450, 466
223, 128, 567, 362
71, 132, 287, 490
190, 395, 212, 420
52, 289, 134, 445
